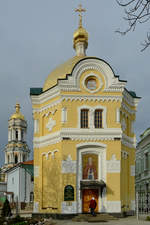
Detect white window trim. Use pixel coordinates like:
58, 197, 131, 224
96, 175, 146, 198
78, 105, 107, 129
61, 107, 67, 123
116, 108, 120, 123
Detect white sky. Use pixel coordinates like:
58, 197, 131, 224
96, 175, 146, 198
0, 0, 149, 166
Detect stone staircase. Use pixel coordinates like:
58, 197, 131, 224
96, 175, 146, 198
72, 213, 118, 222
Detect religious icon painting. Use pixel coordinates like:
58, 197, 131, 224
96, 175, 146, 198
82, 154, 98, 180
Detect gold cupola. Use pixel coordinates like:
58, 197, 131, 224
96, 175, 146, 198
73, 4, 88, 56
10, 103, 25, 120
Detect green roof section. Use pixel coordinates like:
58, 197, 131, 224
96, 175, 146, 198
30, 88, 43, 95
21, 164, 33, 177
128, 90, 141, 99
140, 127, 150, 140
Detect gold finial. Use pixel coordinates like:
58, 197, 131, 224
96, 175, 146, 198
15, 103, 20, 113
75, 4, 86, 28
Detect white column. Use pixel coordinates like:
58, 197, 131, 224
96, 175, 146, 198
23, 131, 26, 141
89, 109, 94, 129
116, 108, 120, 123
18, 129, 21, 141
8, 130, 11, 142
75, 42, 86, 56
11, 153, 14, 163
5, 153, 7, 164
12, 129, 16, 141
61, 108, 67, 123
21, 153, 23, 162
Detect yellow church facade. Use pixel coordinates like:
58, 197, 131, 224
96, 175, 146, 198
30, 6, 140, 215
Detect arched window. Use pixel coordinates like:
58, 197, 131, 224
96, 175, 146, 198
94, 109, 103, 128
64, 185, 74, 201
23, 154, 26, 162
16, 130, 18, 140
30, 192, 34, 202
15, 155, 18, 164
21, 130, 24, 141
7, 155, 10, 163
81, 109, 89, 128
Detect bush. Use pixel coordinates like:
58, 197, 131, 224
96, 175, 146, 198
146, 216, 150, 221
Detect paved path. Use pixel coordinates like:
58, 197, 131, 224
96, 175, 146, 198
55, 215, 150, 225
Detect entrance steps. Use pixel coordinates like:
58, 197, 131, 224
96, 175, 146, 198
72, 213, 118, 222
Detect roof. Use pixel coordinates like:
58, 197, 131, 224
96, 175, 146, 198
5, 160, 34, 177
43, 55, 87, 92
21, 160, 33, 165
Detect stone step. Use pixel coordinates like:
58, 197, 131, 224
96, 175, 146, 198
72, 213, 118, 222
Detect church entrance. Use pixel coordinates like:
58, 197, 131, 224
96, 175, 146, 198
82, 189, 99, 213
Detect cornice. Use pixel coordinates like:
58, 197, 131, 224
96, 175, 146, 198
32, 99, 62, 114
30, 86, 60, 105
32, 95, 122, 114
33, 128, 122, 148
61, 95, 122, 102
123, 89, 140, 108
121, 133, 136, 149
121, 102, 136, 114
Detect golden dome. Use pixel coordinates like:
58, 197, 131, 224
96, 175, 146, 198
10, 103, 25, 120
43, 55, 87, 91
73, 26, 88, 49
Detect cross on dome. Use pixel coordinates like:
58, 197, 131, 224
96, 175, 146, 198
75, 4, 86, 28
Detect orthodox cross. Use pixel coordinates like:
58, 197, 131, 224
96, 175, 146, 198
75, 4, 86, 28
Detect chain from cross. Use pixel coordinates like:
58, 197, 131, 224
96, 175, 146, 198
75, 4, 86, 27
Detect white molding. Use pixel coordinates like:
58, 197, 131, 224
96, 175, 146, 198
106, 201, 121, 213
58, 58, 126, 93
46, 118, 56, 132
61, 107, 67, 123
61, 201, 77, 214
122, 102, 136, 114
107, 154, 120, 173
62, 95, 122, 102
34, 202, 39, 213
116, 108, 120, 123
32, 98, 61, 114
76, 142, 107, 149
131, 165, 135, 176
123, 89, 140, 108
33, 131, 61, 148
30, 86, 60, 105
122, 133, 136, 148
121, 118, 126, 132
82, 73, 103, 93
76, 143, 106, 213
34, 119, 39, 134
34, 166, 39, 177
42, 149, 59, 160
62, 155, 76, 174
33, 128, 122, 148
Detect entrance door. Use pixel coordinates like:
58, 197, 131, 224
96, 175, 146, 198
82, 189, 98, 213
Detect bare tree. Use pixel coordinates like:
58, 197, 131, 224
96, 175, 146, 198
116, 0, 150, 51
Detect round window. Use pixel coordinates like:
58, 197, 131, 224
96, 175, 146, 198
86, 78, 97, 90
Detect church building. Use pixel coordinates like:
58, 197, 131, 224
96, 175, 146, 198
30, 5, 140, 215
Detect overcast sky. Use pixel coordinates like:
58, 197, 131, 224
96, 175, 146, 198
0, 0, 149, 166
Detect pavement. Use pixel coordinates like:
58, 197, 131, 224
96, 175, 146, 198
54, 215, 150, 225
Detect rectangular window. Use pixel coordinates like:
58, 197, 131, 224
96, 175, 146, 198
94, 109, 103, 128
81, 109, 89, 128
144, 153, 149, 170
16, 130, 18, 140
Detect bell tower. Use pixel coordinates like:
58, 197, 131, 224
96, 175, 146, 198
3, 103, 30, 169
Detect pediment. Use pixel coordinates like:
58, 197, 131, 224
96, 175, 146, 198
58, 57, 126, 93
